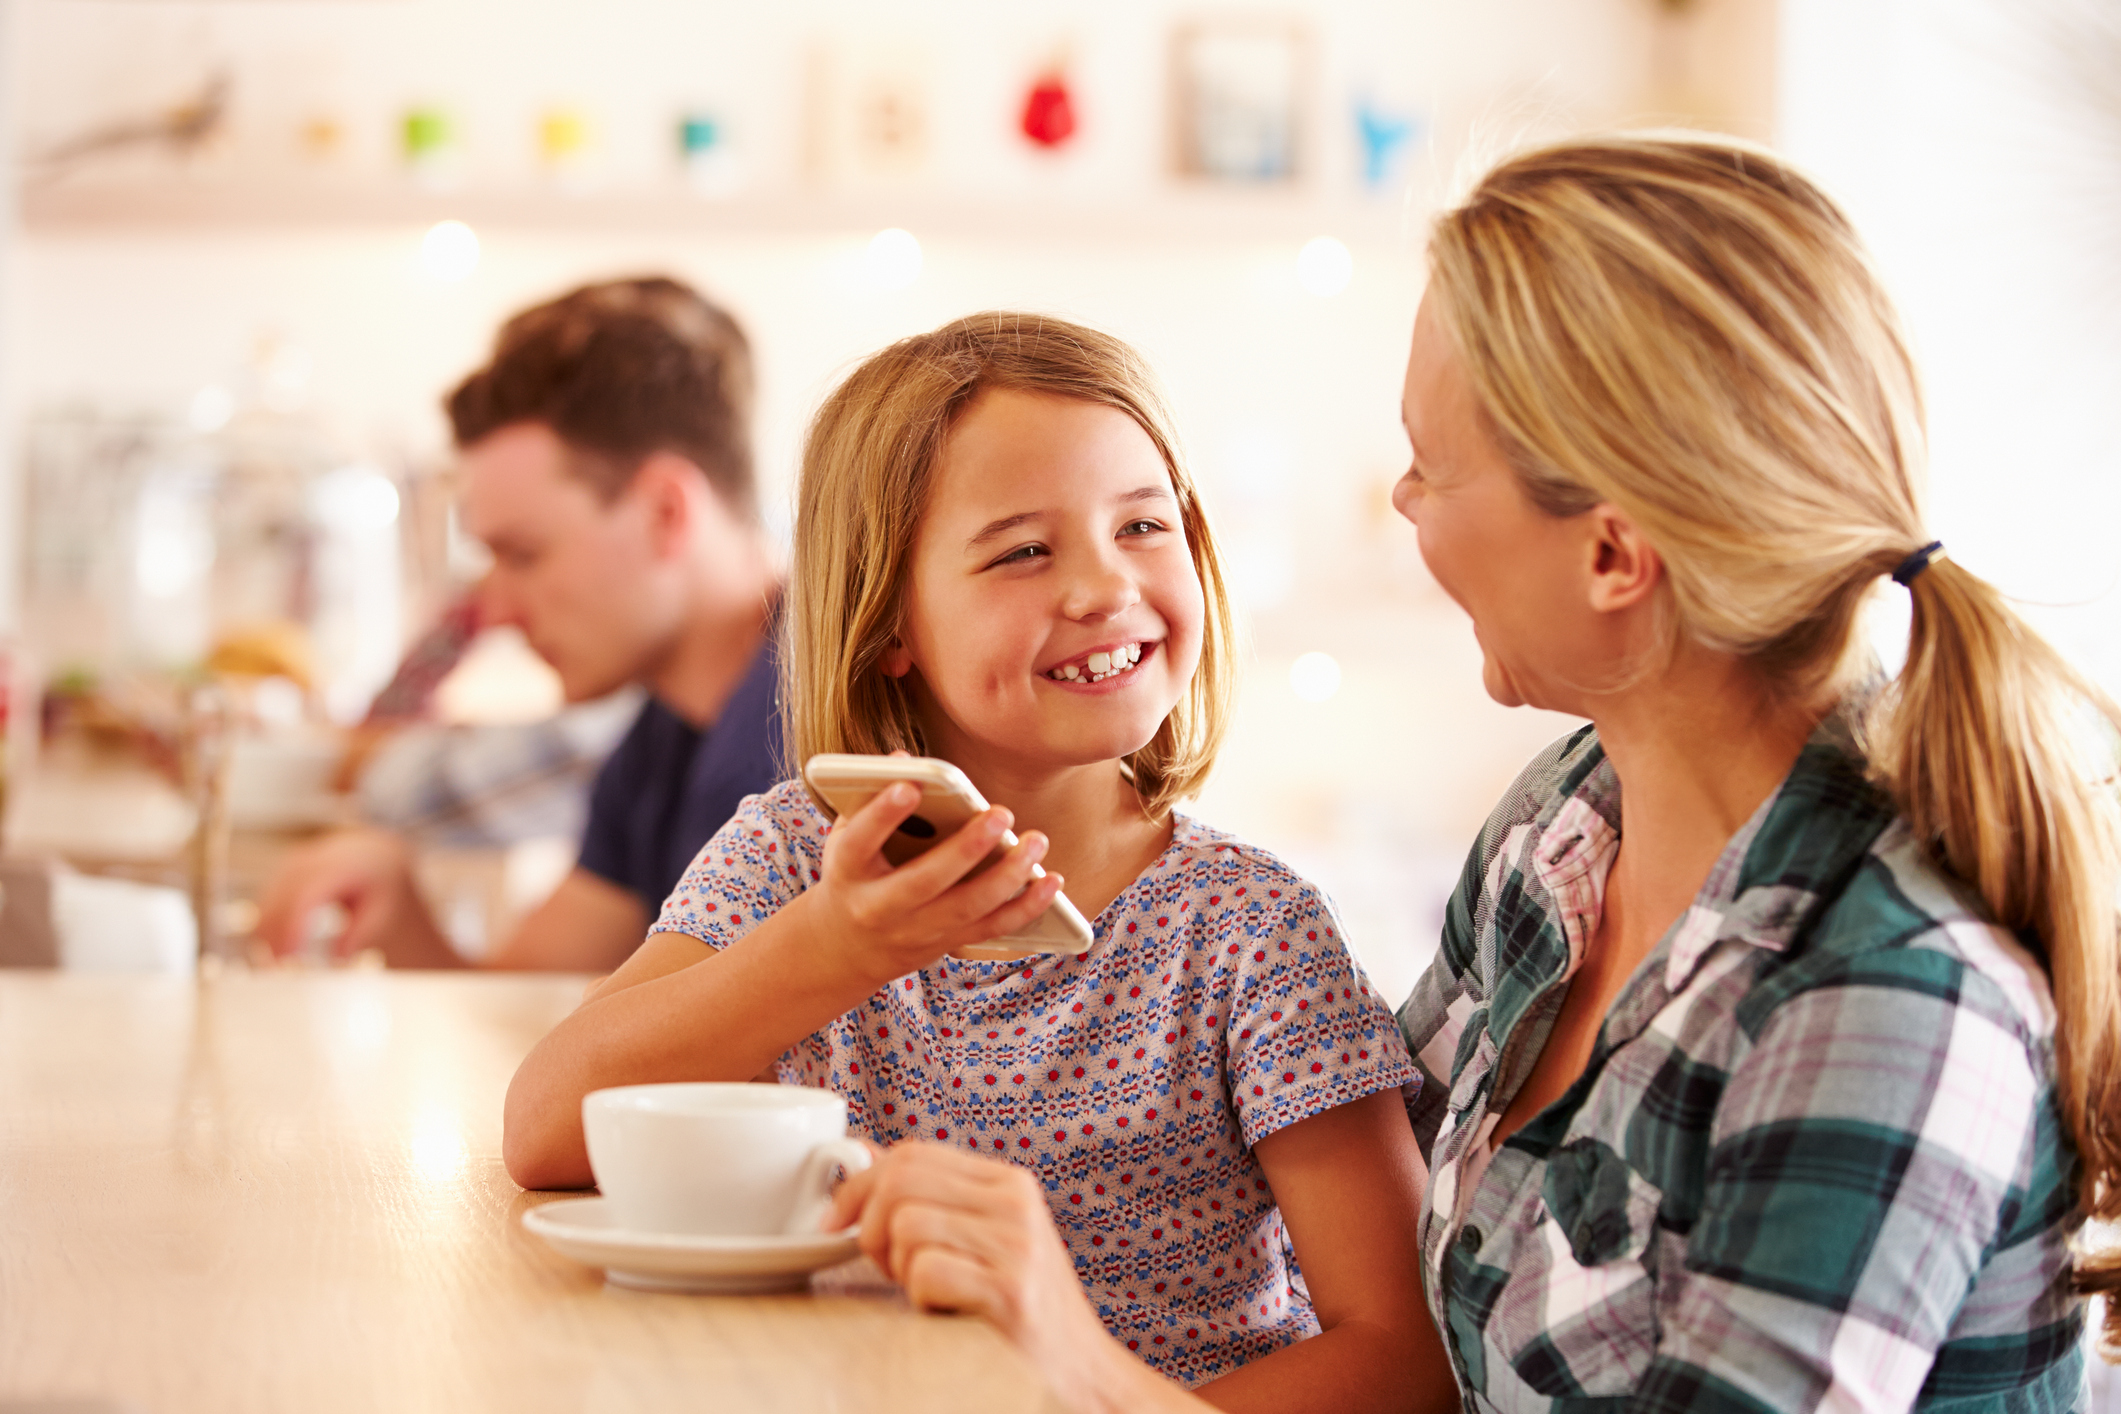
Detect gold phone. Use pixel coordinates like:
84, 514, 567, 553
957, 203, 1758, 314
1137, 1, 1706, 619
800, 753, 1094, 959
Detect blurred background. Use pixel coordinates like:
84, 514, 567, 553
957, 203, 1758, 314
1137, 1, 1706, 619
0, 0, 2115, 1009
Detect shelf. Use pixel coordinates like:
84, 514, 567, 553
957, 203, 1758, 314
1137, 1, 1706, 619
19, 174, 1421, 248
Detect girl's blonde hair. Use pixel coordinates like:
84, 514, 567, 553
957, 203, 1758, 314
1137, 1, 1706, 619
786, 311, 1237, 819
1428, 132, 2121, 1344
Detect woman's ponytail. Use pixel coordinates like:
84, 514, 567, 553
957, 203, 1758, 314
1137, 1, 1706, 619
1871, 555, 2121, 1350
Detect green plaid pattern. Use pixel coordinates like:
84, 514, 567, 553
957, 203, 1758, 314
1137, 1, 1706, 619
1397, 713, 2088, 1413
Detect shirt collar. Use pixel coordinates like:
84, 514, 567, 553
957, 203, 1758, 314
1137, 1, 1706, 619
1521, 697, 1897, 999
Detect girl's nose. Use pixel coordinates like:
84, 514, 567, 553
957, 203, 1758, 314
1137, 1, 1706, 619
1062, 553, 1141, 622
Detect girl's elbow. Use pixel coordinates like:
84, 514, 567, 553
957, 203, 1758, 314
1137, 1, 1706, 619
502, 1081, 592, 1191
504, 1122, 591, 1191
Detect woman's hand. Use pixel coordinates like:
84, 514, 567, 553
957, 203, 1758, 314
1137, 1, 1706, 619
827, 1143, 1204, 1414
805, 782, 1065, 990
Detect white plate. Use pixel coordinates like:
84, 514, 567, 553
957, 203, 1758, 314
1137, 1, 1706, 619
522, 1197, 862, 1293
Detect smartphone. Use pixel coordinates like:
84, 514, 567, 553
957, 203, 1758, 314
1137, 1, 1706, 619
800, 753, 1094, 959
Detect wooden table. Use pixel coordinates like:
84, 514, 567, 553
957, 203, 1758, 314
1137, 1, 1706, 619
0, 972, 1060, 1413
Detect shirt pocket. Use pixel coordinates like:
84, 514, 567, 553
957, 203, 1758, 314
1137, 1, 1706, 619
1508, 1137, 1665, 1398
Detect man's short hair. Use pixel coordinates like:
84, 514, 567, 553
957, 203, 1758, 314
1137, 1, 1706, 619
445, 276, 755, 515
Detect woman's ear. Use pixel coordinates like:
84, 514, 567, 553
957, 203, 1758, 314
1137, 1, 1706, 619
879, 643, 913, 678
1584, 504, 1663, 614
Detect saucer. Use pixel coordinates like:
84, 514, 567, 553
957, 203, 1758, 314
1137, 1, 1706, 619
522, 1197, 862, 1293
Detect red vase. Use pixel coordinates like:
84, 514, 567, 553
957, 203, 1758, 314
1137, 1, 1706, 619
1020, 72, 1076, 149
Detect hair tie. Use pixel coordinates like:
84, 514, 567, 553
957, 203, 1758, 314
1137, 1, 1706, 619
1891, 540, 1945, 587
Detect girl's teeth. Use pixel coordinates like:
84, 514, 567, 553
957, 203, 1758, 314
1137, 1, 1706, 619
1049, 642, 1146, 682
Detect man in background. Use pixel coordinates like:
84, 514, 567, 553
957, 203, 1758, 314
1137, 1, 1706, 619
257, 276, 783, 970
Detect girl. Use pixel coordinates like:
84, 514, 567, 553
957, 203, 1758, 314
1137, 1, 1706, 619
829, 135, 2121, 1414
505, 313, 1443, 1411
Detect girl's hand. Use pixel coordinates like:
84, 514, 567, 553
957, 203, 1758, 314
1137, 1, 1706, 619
827, 1143, 1198, 1414
806, 781, 1064, 987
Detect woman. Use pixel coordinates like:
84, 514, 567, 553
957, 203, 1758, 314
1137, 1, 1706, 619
828, 133, 2121, 1414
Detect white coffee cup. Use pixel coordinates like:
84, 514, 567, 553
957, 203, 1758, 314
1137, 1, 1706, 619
582, 1083, 872, 1238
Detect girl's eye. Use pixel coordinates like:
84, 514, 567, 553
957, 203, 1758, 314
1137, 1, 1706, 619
991, 543, 1048, 567
1119, 519, 1167, 537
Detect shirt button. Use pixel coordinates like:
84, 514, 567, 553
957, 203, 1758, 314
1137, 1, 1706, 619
1458, 1225, 1483, 1253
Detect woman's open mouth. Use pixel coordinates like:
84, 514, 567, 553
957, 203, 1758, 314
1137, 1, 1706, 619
1042, 640, 1152, 685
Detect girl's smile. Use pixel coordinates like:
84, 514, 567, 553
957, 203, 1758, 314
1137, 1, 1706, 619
1041, 638, 1154, 686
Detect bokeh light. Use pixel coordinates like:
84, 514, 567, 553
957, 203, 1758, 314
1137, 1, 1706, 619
1296, 236, 1353, 298
863, 227, 923, 291
420, 219, 481, 283
1290, 651, 1343, 702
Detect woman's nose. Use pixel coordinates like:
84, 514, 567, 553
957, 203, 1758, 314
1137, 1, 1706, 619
1390, 469, 1425, 524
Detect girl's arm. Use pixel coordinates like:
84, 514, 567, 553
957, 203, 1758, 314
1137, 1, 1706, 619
501, 783, 1064, 1190
1194, 1091, 1455, 1414
829, 1093, 1457, 1414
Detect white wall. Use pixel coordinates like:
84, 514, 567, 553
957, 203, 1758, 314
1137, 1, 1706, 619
1779, 0, 2121, 701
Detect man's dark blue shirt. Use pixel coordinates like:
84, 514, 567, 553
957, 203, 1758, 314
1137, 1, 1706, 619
576, 626, 785, 912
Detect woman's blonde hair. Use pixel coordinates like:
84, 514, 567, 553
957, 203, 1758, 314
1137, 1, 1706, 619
786, 311, 1237, 819
1428, 132, 2121, 1345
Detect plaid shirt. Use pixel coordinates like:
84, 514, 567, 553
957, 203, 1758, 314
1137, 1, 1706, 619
1397, 712, 2087, 1414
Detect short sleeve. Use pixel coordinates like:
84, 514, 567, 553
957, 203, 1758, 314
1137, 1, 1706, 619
1222, 884, 1421, 1148
648, 783, 825, 951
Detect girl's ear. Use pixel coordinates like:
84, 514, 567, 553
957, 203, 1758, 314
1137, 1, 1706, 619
879, 643, 913, 678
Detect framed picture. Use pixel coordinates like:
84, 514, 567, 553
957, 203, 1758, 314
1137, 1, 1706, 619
1170, 18, 1309, 183
805, 38, 933, 184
